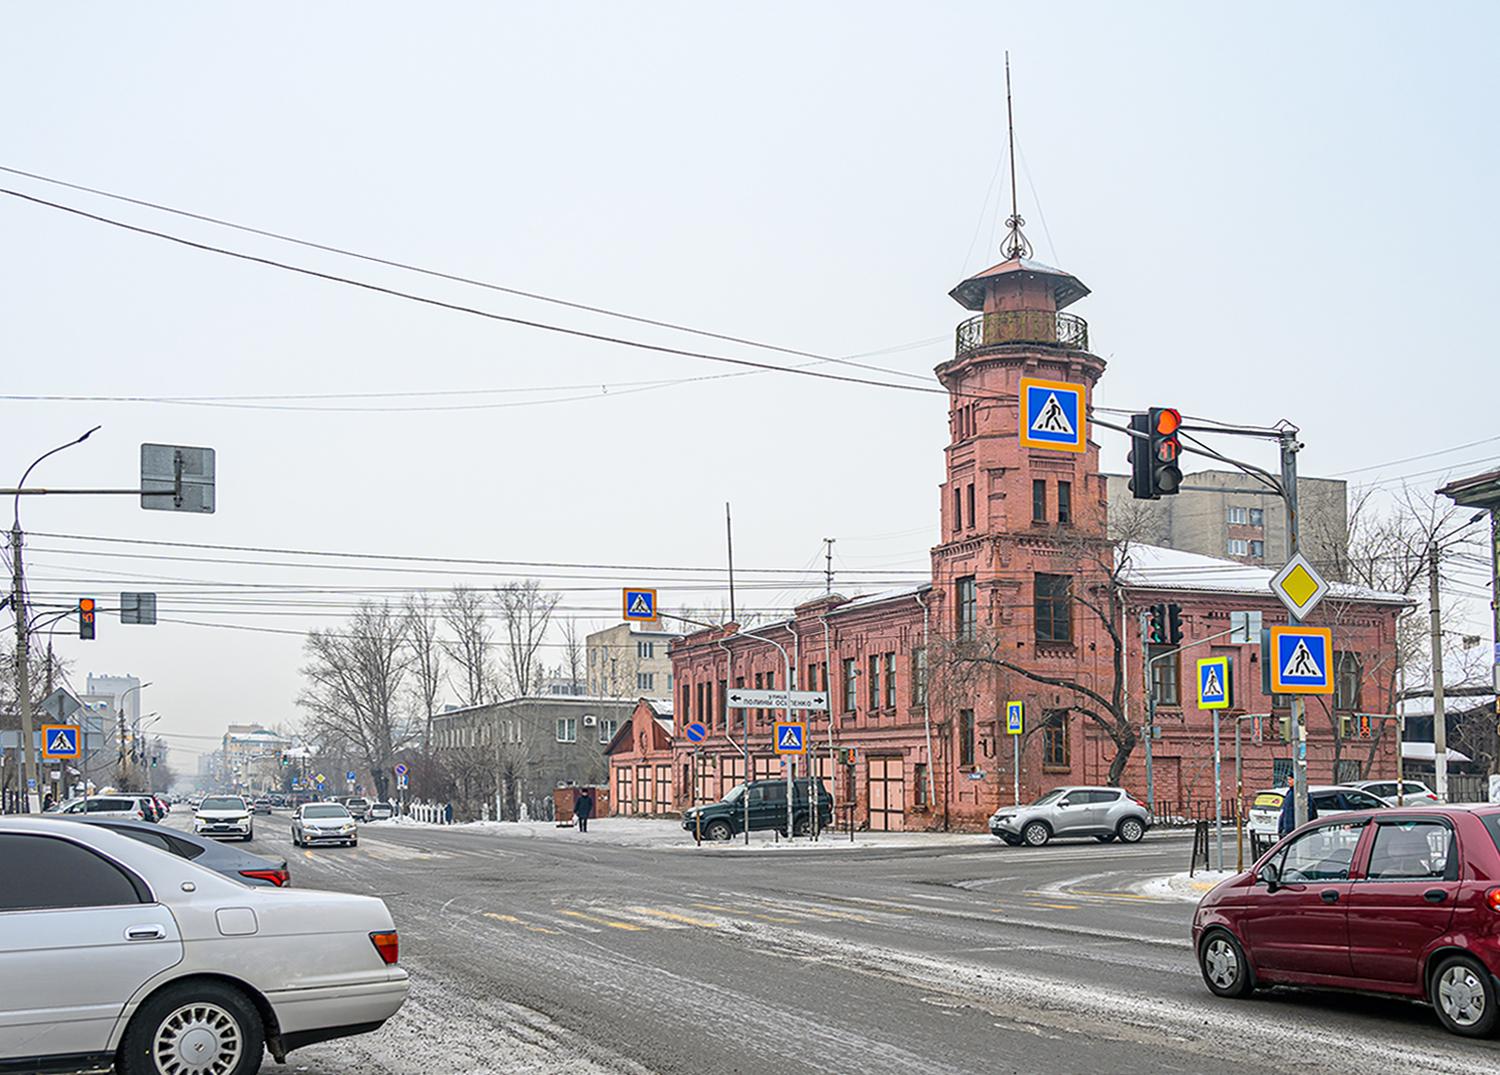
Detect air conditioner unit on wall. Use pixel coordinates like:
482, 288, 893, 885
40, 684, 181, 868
582, 715, 597, 726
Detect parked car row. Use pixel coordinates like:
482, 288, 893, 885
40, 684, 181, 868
53, 793, 172, 823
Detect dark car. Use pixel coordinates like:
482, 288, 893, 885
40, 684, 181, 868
682, 779, 833, 841
1193, 804, 1500, 1037
61, 815, 292, 886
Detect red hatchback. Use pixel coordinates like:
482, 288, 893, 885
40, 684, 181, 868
1193, 805, 1500, 1037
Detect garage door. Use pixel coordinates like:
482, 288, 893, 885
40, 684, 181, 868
867, 756, 906, 832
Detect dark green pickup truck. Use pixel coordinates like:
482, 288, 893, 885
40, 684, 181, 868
682, 779, 834, 840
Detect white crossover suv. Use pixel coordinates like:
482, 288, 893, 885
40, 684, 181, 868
0, 817, 408, 1074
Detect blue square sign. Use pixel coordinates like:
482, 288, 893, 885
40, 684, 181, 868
1019, 377, 1086, 453
1269, 627, 1334, 695
622, 588, 658, 622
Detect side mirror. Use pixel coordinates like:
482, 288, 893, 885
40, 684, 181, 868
1259, 862, 1281, 891
1058, 800, 1072, 809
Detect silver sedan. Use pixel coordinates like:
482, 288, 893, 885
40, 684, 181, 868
989, 786, 1151, 847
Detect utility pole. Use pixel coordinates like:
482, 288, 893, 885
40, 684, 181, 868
1280, 426, 1310, 827
823, 538, 835, 596
1428, 545, 1449, 802
724, 503, 736, 622
10, 525, 38, 812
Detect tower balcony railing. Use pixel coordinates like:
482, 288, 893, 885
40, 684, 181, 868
954, 310, 1089, 359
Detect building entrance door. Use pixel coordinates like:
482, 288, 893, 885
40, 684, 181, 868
867, 756, 906, 831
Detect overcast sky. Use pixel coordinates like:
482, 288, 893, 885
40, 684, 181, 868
4, 3, 1496, 774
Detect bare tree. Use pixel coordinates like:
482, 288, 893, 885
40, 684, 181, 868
298, 602, 414, 801
404, 593, 445, 755
441, 586, 494, 709
1304, 486, 1483, 778
560, 619, 584, 695
494, 580, 561, 697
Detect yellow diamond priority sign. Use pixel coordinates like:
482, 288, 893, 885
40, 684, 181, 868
1269, 552, 1330, 620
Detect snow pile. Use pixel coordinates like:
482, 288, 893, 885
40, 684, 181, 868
1138, 868, 1238, 902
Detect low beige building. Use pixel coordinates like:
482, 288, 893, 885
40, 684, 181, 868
585, 623, 679, 699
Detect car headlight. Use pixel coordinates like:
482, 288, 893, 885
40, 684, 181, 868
340, 823, 356, 833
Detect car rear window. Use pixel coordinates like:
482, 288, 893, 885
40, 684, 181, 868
1254, 792, 1284, 809
1480, 814, 1500, 856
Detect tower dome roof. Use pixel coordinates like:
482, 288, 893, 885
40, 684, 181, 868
949, 257, 1090, 312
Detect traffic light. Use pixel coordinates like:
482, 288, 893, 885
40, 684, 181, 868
78, 597, 96, 640
1165, 603, 1183, 646
1146, 603, 1167, 644
279, 752, 290, 767
1127, 408, 1183, 499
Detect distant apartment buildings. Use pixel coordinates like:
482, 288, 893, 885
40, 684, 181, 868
585, 623, 679, 698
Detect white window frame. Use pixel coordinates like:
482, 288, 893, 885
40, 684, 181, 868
1227, 538, 1249, 556
555, 717, 577, 743
598, 718, 618, 744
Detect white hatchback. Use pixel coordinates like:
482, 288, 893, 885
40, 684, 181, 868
0, 817, 407, 1074
1246, 783, 1389, 842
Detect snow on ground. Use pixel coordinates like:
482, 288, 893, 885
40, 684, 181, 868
366, 815, 999, 852
1137, 868, 1238, 902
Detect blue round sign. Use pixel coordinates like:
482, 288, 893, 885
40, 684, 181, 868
685, 721, 708, 743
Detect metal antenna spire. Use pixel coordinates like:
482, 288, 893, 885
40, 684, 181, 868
1002, 52, 1032, 261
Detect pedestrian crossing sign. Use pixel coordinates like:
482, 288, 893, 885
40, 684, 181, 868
1268, 626, 1334, 695
1005, 701, 1024, 735
41, 724, 80, 759
773, 721, 806, 755
622, 588, 658, 622
1196, 657, 1231, 710
1019, 377, 1087, 453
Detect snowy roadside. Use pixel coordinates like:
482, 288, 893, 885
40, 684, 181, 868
1136, 868, 1238, 902
365, 815, 998, 853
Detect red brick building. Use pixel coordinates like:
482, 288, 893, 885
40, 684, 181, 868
604, 698, 677, 816
665, 254, 1406, 831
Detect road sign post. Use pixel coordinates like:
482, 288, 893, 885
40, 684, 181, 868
1196, 657, 1232, 871
1005, 702, 1023, 806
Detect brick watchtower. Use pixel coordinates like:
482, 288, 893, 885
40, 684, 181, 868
929, 240, 1116, 806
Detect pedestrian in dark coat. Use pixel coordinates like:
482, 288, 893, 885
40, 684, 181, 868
574, 789, 594, 833
1277, 775, 1317, 837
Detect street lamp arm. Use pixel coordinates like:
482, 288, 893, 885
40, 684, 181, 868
14, 426, 101, 527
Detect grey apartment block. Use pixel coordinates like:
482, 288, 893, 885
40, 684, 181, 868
1105, 469, 1348, 572
432, 695, 636, 820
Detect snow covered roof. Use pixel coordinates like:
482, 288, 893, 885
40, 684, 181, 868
1401, 741, 1472, 763
827, 583, 932, 616
1118, 544, 1410, 605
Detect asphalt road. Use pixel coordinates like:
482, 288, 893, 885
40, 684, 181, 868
168, 813, 1500, 1074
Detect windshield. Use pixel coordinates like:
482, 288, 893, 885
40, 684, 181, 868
304, 804, 351, 819
1031, 790, 1065, 807
721, 784, 746, 804
200, 797, 245, 811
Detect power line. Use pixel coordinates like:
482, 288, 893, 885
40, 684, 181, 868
0, 186, 961, 401
0, 163, 941, 384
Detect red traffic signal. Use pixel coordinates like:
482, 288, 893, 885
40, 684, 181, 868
79, 597, 96, 641
1128, 408, 1184, 499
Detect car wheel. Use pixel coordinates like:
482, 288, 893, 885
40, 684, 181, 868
1198, 929, 1254, 998
119, 979, 264, 1075
705, 819, 734, 842
1431, 953, 1498, 1037
349, 837, 358, 847
1022, 821, 1050, 847
1118, 818, 1146, 843
792, 814, 811, 837
1095, 834, 1117, 843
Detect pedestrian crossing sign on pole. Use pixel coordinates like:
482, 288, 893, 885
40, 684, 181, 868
41, 724, 81, 759
1018, 377, 1087, 453
622, 588, 658, 622
1268, 626, 1335, 695
773, 722, 807, 755
1196, 657, 1231, 710
1005, 701, 1024, 735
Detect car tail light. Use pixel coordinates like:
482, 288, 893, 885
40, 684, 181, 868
370, 930, 400, 965
1486, 888, 1500, 913
239, 868, 290, 887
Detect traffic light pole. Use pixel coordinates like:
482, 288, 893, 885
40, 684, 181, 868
1140, 611, 1155, 812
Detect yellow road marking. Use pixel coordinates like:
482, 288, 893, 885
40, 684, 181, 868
1026, 902, 1080, 911
778, 905, 876, 923
1063, 889, 1158, 902
560, 910, 646, 931
483, 912, 561, 935
630, 907, 718, 928
693, 902, 800, 924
